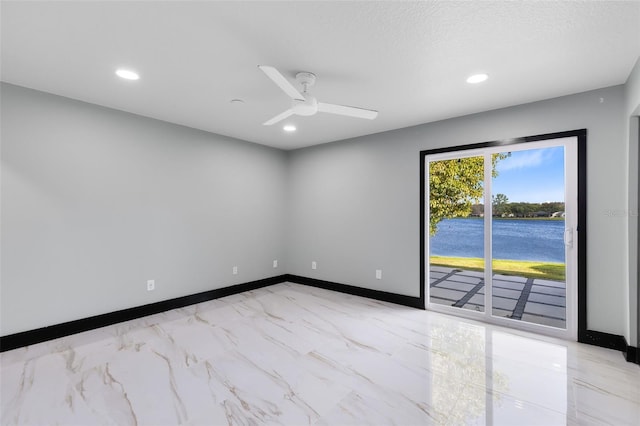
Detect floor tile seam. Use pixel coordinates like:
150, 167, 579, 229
430, 283, 480, 290
429, 297, 461, 303
491, 287, 526, 292
429, 270, 465, 288
525, 295, 566, 302
432, 282, 478, 288
520, 312, 566, 321
426, 306, 565, 322
438, 287, 478, 300
480, 295, 523, 302
454, 276, 487, 280
432, 293, 565, 308
434, 280, 482, 287
452, 281, 485, 308
438, 274, 528, 282
528, 291, 566, 297
524, 301, 567, 308
530, 285, 567, 290
444, 283, 527, 291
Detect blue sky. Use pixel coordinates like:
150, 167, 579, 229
492, 146, 565, 203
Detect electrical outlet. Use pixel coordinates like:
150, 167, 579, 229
273, 260, 278, 268
232, 266, 238, 275
376, 269, 382, 280
147, 280, 155, 291
311, 261, 317, 270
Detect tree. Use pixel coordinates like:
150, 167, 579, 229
429, 154, 508, 235
470, 204, 484, 216
492, 193, 510, 216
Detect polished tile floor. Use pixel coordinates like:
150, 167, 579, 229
1, 282, 638, 425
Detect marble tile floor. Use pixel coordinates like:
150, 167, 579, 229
1, 282, 638, 425
430, 267, 567, 328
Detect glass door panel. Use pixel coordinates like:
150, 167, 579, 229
490, 146, 567, 329
429, 155, 485, 313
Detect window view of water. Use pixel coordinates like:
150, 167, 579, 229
427, 143, 574, 331
430, 218, 565, 263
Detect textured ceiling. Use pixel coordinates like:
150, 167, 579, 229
2, 1, 639, 150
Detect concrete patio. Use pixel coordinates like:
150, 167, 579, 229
429, 266, 566, 328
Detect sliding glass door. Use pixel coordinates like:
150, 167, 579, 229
425, 137, 578, 339
428, 154, 485, 313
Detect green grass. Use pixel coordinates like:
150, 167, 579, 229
458, 217, 565, 221
430, 256, 565, 282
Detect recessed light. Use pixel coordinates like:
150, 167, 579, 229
283, 124, 296, 132
116, 69, 140, 80
466, 73, 488, 84
229, 99, 245, 105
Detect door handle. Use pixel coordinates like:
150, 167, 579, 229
564, 228, 573, 248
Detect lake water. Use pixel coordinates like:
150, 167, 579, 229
430, 218, 565, 263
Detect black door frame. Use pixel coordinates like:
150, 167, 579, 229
419, 129, 587, 340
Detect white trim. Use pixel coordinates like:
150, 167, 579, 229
484, 152, 494, 316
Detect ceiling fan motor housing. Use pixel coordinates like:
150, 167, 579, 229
292, 96, 318, 116
296, 72, 316, 88
292, 72, 318, 115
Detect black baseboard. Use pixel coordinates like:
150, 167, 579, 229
285, 274, 424, 309
625, 345, 639, 365
0, 274, 422, 352
0, 275, 288, 352
2, 274, 637, 367
579, 329, 628, 351
579, 330, 640, 365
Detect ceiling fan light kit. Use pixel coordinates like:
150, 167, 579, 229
258, 65, 378, 126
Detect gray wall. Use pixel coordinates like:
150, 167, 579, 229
625, 57, 640, 347
1, 79, 635, 342
287, 85, 628, 337
1, 83, 288, 335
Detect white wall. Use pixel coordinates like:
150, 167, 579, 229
624, 57, 640, 347
1, 83, 288, 335
287, 85, 628, 337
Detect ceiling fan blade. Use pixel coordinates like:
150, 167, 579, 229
258, 65, 305, 101
263, 109, 294, 126
317, 103, 378, 120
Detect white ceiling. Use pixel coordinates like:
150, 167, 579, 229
2, 1, 639, 150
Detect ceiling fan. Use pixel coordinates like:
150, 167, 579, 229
258, 65, 378, 126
